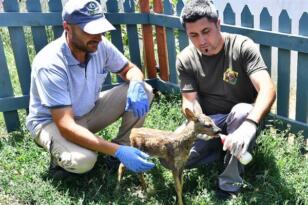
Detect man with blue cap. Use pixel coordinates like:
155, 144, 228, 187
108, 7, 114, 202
26, 0, 155, 176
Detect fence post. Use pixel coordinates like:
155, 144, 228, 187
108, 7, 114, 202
124, 0, 142, 69
277, 10, 291, 117
106, 0, 125, 83
259, 8, 272, 74
176, 0, 189, 51
106, 0, 124, 53
296, 13, 308, 123
0, 33, 20, 132
26, 0, 48, 53
3, 0, 31, 97
241, 5, 254, 28
139, 0, 157, 79
153, 0, 169, 81
223, 3, 235, 25
48, 0, 63, 38
164, 0, 177, 84
1, 0, 21, 131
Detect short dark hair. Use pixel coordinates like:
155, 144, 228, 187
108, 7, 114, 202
180, 0, 218, 29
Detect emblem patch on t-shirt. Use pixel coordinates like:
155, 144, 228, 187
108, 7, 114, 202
223, 68, 238, 85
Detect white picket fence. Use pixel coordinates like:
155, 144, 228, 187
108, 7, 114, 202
213, 0, 308, 119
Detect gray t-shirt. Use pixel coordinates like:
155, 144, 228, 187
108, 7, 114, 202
26, 32, 128, 136
176, 33, 268, 115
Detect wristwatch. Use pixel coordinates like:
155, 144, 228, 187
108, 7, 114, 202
245, 118, 259, 127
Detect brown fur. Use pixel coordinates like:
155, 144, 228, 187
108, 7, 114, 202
117, 108, 221, 205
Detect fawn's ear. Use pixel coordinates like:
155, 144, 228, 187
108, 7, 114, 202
185, 108, 198, 121
192, 100, 203, 116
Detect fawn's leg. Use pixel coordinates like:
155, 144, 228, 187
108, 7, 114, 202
179, 169, 185, 205
116, 163, 126, 190
178, 168, 184, 188
138, 173, 147, 191
172, 169, 184, 205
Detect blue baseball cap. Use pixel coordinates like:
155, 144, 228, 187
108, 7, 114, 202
62, 0, 115, 34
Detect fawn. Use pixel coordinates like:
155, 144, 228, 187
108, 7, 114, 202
117, 106, 221, 205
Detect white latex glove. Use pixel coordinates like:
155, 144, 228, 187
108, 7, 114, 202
223, 120, 257, 157
196, 133, 219, 141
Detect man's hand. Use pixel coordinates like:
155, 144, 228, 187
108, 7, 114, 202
125, 80, 149, 118
114, 145, 155, 173
223, 120, 257, 157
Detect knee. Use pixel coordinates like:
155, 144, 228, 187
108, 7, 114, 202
230, 103, 253, 120
57, 150, 98, 174
226, 103, 253, 133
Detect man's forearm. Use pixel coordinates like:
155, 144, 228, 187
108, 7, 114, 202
247, 85, 276, 123
119, 62, 144, 81
182, 92, 203, 116
126, 66, 144, 81
59, 123, 119, 156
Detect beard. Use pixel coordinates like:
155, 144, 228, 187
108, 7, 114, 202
73, 41, 98, 53
85, 41, 99, 53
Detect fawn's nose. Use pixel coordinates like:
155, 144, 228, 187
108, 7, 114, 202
213, 126, 221, 134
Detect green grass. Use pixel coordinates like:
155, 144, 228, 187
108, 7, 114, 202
0, 94, 307, 205
0, 14, 307, 204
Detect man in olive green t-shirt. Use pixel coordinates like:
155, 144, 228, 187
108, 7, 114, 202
177, 0, 276, 199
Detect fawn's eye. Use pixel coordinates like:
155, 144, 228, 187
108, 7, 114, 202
203, 124, 212, 128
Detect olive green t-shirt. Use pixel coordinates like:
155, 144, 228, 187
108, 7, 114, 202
176, 33, 268, 115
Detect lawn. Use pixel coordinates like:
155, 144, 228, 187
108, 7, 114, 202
0, 94, 307, 205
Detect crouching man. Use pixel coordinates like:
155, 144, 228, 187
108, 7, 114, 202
176, 0, 276, 199
26, 0, 155, 177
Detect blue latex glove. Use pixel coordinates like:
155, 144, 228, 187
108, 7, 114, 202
125, 80, 149, 118
114, 145, 155, 173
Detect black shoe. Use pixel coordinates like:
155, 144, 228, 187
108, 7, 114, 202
48, 157, 76, 180
104, 156, 121, 172
215, 188, 239, 200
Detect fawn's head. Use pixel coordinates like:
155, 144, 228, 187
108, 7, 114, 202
184, 108, 221, 136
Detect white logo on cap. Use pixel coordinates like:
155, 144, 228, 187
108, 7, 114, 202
86, 2, 102, 16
